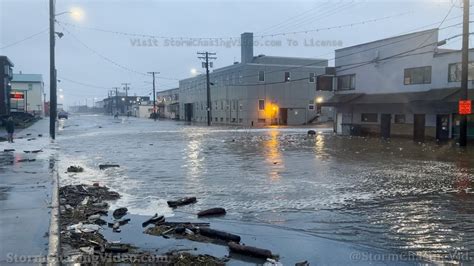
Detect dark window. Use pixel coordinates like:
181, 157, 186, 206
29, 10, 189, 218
394, 114, 406, 124
448, 62, 474, 82
258, 99, 265, 110
284, 72, 291, 82
258, 71, 265, 82
404, 66, 431, 85
309, 73, 315, 83
361, 113, 378, 123
317, 76, 333, 91
337, 74, 355, 90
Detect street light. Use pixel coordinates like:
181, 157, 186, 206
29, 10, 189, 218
316, 97, 324, 104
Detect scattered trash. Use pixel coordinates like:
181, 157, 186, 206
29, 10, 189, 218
113, 207, 128, 219
199, 227, 241, 242
197, 207, 226, 217
166, 251, 226, 265
67, 165, 84, 173
67, 223, 100, 233
167, 197, 197, 208
99, 164, 120, 170
228, 241, 273, 259
142, 214, 165, 227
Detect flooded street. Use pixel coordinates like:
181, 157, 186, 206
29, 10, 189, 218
56, 114, 474, 264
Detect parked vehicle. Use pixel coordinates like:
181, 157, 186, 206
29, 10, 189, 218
58, 111, 68, 119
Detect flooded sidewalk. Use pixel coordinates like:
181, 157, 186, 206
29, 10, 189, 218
54, 114, 474, 264
0, 119, 54, 264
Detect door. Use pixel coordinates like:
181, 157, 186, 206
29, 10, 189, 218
380, 114, 391, 139
280, 108, 288, 125
184, 103, 193, 122
436, 114, 449, 141
413, 114, 425, 142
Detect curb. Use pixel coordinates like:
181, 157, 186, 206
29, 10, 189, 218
47, 164, 60, 266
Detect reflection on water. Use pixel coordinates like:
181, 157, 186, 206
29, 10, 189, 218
56, 115, 474, 263
264, 129, 283, 181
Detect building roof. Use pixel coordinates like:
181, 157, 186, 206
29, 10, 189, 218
335, 28, 437, 52
0, 56, 14, 66
324, 88, 469, 106
12, 73, 43, 83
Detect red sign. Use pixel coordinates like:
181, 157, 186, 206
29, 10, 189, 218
10, 92, 24, 99
459, 100, 472, 115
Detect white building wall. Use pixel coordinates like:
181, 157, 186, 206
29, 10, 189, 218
10, 81, 44, 114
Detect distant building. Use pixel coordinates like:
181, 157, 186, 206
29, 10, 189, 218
102, 95, 150, 115
156, 88, 179, 119
178, 32, 333, 126
326, 29, 474, 141
0, 56, 14, 116
11, 73, 45, 116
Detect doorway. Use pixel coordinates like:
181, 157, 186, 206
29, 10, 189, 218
413, 114, 425, 142
436, 114, 449, 141
380, 114, 391, 139
184, 103, 193, 122
279, 108, 288, 125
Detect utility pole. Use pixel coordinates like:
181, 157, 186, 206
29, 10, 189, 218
122, 82, 131, 115
113, 87, 119, 115
147, 72, 159, 121
49, 0, 57, 139
460, 0, 470, 147
197, 52, 217, 126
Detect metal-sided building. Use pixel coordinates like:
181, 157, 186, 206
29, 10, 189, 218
178, 32, 333, 126
327, 29, 474, 141
0, 56, 14, 116
11, 73, 45, 116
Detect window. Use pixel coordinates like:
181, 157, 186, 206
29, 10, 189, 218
239, 118, 243, 123
258, 99, 265, 110
317, 76, 333, 91
284, 72, 290, 82
258, 70, 265, 82
28, 84, 33, 90
337, 74, 355, 90
309, 73, 315, 83
238, 71, 243, 83
394, 114, 405, 124
221, 101, 223, 110
448, 62, 474, 82
220, 117, 223, 122
404, 66, 431, 85
361, 113, 378, 123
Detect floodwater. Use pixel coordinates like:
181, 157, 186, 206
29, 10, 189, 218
56, 114, 474, 264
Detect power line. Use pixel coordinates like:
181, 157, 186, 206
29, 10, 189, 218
1, 28, 48, 50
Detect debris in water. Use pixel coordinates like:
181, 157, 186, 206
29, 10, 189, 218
199, 227, 241, 242
197, 207, 226, 217
67, 165, 84, 173
99, 164, 120, 170
113, 207, 128, 219
167, 197, 197, 208
228, 241, 273, 259
142, 214, 165, 227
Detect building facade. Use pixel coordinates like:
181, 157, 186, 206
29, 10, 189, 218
0, 56, 14, 116
103, 94, 150, 115
327, 29, 474, 141
156, 88, 179, 119
178, 32, 333, 126
10, 73, 44, 116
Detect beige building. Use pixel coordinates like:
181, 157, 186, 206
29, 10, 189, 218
11, 73, 44, 116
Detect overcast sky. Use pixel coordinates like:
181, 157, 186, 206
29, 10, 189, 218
0, 0, 464, 107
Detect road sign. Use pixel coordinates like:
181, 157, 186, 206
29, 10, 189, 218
459, 100, 472, 115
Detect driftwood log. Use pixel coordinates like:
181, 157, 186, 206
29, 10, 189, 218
197, 208, 226, 217
199, 227, 241, 242
167, 197, 197, 208
228, 241, 272, 259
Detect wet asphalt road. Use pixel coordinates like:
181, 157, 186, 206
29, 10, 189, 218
53, 114, 474, 264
